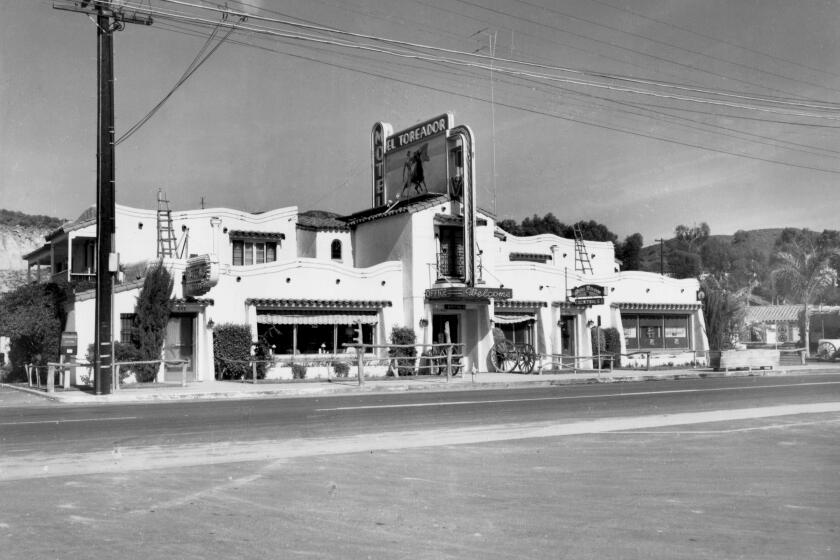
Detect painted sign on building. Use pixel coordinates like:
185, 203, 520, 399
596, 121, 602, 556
426, 286, 513, 301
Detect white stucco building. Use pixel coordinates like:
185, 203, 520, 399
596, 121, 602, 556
25, 191, 708, 383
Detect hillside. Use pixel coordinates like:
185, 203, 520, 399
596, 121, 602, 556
638, 228, 784, 273
0, 210, 64, 292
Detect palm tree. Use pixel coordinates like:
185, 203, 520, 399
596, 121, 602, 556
771, 242, 840, 356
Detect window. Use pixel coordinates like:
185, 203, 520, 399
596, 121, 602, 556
499, 320, 534, 345
257, 314, 376, 355
331, 239, 342, 260
437, 226, 465, 278
233, 240, 277, 266
244, 242, 254, 265
623, 314, 690, 350
120, 313, 137, 344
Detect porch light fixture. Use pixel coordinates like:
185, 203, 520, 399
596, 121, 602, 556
137, 222, 143, 229
419, 318, 429, 328
207, 319, 215, 329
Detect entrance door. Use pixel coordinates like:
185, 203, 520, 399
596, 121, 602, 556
560, 315, 576, 367
165, 314, 195, 382
432, 314, 459, 345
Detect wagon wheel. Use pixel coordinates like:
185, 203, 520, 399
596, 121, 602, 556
516, 343, 537, 373
490, 340, 518, 372
816, 341, 837, 361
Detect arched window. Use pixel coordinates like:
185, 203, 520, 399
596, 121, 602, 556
331, 239, 342, 260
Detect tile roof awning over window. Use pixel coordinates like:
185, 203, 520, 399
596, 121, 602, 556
247, 298, 392, 309
433, 214, 488, 227
257, 311, 378, 325
612, 302, 701, 311
228, 230, 286, 241
745, 305, 801, 323
552, 301, 588, 309
171, 298, 214, 310
495, 300, 547, 309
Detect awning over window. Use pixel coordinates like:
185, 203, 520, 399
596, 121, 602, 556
493, 313, 535, 325
612, 302, 701, 311
257, 313, 378, 325
247, 298, 391, 309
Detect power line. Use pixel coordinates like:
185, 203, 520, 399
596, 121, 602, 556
116, 16, 235, 145
448, 0, 840, 104
152, 0, 840, 111
586, 0, 840, 84
139, 6, 840, 176
509, 0, 840, 99
119, 1, 840, 121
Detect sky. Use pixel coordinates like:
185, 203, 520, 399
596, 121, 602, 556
1, 0, 839, 245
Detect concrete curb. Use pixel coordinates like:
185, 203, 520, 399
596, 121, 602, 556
3, 366, 838, 404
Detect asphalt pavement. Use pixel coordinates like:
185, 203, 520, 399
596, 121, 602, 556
4, 361, 840, 404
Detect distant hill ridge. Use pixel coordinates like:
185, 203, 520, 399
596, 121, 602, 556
638, 228, 786, 273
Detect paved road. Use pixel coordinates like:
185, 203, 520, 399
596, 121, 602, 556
2, 375, 839, 457
1, 375, 837, 559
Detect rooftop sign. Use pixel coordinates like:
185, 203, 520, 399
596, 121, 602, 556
372, 113, 455, 207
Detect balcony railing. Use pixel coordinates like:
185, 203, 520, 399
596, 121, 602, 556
436, 252, 465, 280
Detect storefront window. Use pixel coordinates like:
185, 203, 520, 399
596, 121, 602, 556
623, 314, 690, 351
258, 316, 376, 355
664, 316, 689, 349
499, 320, 534, 345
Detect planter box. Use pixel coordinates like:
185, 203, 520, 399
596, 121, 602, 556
709, 349, 779, 372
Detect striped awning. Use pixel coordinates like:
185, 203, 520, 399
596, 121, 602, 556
257, 313, 378, 325
493, 313, 535, 325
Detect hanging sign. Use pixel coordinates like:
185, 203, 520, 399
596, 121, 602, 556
183, 254, 219, 297
569, 284, 605, 307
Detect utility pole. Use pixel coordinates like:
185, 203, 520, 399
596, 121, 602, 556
654, 238, 665, 275
54, 1, 152, 395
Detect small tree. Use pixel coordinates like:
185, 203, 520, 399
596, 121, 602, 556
702, 277, 746, 351
771, 241, 840, 356
132, 261, 174, 382
0, 281, 67, 380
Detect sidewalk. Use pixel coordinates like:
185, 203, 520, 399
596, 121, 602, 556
4, 361, 840, 404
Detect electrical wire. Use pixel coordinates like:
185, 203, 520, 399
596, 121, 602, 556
140, 8, 840, 175
155, 0, 840, 110
116, 14, 237, 145
117, 1, 840, 120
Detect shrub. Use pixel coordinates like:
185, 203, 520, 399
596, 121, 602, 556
291, 363, 307, 379
388, 325, 416, 376
602, 327, 620, 356
213, 323, 255, 380
331, 361, 350, 377
86, 342, 145, 382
